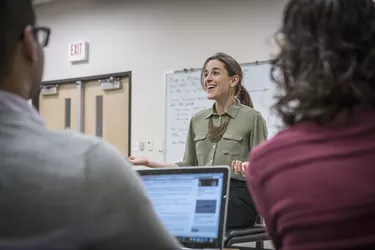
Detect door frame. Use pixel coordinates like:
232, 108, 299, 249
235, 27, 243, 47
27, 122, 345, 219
33, 71, 132, 156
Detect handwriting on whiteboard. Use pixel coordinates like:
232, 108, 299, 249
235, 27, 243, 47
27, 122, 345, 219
167, 72, 213, 150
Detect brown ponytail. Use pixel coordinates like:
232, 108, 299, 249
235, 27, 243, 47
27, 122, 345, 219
237, 84, 253, 108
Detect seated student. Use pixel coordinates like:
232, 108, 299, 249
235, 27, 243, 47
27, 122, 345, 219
0, 1, 181, 249
130, 52, 268, 229
244, 0, 375, 249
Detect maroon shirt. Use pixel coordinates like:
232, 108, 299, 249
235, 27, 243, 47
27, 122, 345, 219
246, 110, 375, 250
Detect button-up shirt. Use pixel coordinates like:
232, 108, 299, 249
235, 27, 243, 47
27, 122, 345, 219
176, 101, 268, 180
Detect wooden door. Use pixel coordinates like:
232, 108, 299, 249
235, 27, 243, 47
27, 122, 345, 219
83, 77, 130, 155
38, 83, 79, 132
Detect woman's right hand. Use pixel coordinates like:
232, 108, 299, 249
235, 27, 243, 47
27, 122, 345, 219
128, 156, 150, 167
231, 160, 249, 177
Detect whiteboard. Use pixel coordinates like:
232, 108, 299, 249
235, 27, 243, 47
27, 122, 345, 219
164, 61, 282, 163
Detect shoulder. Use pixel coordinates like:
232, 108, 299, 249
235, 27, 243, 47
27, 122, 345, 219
41, 129, 105, 157
250, 126, 289, 160
238, 104, 265, 121
36, 128, 134, 179
247, 124, 307, 176
51, 130, 136, 182
83, 138, 135, 180
191, 108, 211, 122
56, 131, 146, 205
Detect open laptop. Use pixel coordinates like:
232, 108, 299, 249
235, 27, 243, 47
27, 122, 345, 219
137, 166, 230, 250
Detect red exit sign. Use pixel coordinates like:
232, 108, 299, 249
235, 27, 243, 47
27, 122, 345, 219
70, 43, 83, 56
68, 41, 88, 62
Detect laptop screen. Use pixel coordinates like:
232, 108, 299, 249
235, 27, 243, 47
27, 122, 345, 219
139, 172, 225, 246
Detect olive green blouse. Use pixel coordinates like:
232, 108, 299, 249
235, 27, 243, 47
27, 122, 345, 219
176, 101, 268, 181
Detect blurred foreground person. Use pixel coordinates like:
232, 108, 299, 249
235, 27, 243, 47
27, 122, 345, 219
246, 0, 375, 250
0, 1, 181, 249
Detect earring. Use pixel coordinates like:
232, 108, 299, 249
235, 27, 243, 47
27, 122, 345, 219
229, 88, 234, 96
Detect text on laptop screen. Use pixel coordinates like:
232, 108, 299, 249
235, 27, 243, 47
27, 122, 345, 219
140, 173, 224, 244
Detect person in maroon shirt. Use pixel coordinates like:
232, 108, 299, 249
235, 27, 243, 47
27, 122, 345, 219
242, 0, 375, 249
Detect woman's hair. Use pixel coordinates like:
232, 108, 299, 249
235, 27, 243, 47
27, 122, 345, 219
271, 0, 375, 126
202, 52, 254, 108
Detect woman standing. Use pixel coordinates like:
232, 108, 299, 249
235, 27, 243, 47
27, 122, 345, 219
130, 52, 268, 229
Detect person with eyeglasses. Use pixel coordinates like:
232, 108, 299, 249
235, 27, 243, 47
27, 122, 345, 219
0, 1, 181, 250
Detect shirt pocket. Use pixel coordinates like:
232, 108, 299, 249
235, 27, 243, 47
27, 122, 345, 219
194, 134, 207, 156
221, 134, 243, 156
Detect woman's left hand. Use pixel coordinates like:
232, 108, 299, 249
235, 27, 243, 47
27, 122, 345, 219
231, 160, 249, 177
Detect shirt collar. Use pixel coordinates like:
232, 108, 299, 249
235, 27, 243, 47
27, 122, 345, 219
0, 90, 44, 125
205, 99, 241, 119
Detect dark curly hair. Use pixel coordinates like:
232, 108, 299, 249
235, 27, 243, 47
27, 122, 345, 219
202, 52, 254, 108
271, 0, 375, 126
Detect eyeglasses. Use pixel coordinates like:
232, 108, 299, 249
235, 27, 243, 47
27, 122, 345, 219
20, 26, 51, 48
33, 26, 51, 48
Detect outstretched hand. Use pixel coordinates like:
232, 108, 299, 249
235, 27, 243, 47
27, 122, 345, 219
128, 156, 149, 167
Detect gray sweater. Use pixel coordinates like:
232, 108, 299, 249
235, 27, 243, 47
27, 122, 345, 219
0, 108, 181, 250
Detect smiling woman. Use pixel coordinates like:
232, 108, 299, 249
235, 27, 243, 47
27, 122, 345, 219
129, 52, 268, 229
202, 53, 253, 111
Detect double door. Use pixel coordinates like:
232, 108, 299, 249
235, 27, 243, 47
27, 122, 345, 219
38, 76, 130, 156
